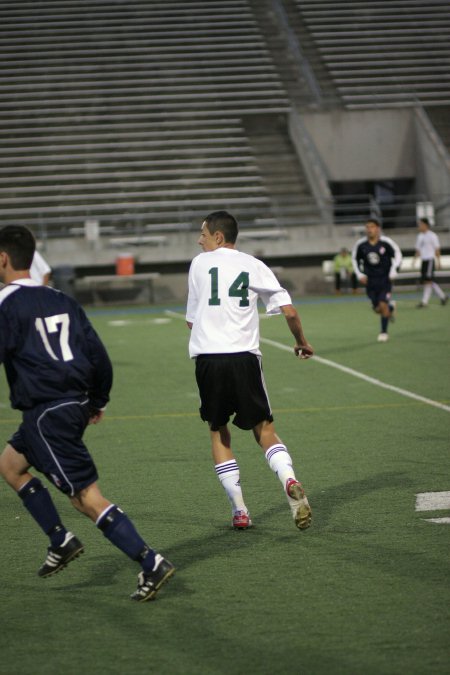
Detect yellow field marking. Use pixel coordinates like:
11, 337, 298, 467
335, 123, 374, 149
104, 400, 450, 420
3, 399, 447, 427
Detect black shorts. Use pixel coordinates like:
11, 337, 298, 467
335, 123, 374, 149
366, 279, 392, 309
195, 352, 273, 431
8, 397, 98, 496
421, 259, 435, 282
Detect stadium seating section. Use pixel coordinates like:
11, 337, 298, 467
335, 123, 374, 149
0, 0, 449, 241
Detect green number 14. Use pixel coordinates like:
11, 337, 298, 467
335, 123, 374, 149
208, 268, 249, 307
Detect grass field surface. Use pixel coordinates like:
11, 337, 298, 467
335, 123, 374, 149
0, 292, 449, 675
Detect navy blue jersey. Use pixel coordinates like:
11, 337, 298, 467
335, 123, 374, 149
352, 236, 402, 283
0, 279, 112, 411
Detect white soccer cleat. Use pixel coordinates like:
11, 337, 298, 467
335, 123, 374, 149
377, 332, 389, 342
286, 480, 312, 530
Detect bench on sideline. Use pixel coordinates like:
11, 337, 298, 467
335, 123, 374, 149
75, 272, 160, 305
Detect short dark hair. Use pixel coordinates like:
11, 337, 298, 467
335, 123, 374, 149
419, 217, 430, 227
204, 210, 238, 244
366, 218, 381, 228
0, 225, 35, 270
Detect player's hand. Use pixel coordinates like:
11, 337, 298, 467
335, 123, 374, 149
360, 275, 368, 285
295, 343, 314, 359
88, 409, 104, 425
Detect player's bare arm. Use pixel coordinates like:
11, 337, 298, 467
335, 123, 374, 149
436, 248, 441, 269
280, 304, 314, 359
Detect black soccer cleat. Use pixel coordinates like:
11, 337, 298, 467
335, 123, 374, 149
441, 296, 448, 306
38, 532, 84, 578
130, 554, 175, 602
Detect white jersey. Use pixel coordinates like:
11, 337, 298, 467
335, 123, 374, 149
30, 251, 51, 284
415, 230, 441, 260
186, 247, 292, 357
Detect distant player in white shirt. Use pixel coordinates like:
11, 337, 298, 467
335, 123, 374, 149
186, 211, 313, 532
30, 250, 51, 285
414, 218, 448, 308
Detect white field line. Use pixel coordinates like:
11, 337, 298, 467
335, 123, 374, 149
416, 492, 450, 525
165, 310, 450, 414
415, 491, 450, 511
165, 310, 186, 320
260, 337, 450, 414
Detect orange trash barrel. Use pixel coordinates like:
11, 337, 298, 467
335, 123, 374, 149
116, 253, 135, 276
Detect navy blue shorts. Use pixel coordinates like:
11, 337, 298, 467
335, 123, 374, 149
366, 280, 392, 309
195, 352, 273, 431
8, 397, 98, 496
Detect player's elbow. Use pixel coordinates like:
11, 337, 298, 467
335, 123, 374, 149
280, 304, 298, 320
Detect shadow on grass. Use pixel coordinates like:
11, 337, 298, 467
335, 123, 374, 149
49, 471, 448, 596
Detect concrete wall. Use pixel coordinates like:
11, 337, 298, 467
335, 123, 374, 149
41, 221, 449, 273
302, 109, 416, 181
414, 108, 450, 229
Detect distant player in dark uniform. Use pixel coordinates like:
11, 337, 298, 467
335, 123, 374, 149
352, 218, 402, 342
0, 225, 174, 602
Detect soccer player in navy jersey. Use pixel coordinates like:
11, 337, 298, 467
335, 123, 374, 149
0, 225, 174, 601
352, 218, 402, 342
186, 211, 313, 531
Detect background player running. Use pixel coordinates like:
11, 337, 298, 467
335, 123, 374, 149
186, 210, 313, 531
0, 225, 174, 602
352, 218, 402, 343
413, 217, 448, 308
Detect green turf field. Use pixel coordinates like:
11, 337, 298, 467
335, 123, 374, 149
0, 293, 449, 675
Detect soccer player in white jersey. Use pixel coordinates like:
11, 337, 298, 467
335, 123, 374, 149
186, 211, 313, 531
30, 250, 51, 285
414, 218, 448, 308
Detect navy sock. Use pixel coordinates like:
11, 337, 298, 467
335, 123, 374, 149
18, 477, 67, 547
97, 505, 156, 572
381, 316, 389, 333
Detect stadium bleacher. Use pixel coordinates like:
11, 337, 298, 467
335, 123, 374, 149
293, 0, 450, 109
0, 0, 448, 268
0, 0, 321, 238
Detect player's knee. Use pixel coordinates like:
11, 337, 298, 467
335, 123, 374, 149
70, 493, 85, 513
0, 449, 18, 482
0, 454, 7, 479
212, 424, 231, 447
70, 484, 110, 521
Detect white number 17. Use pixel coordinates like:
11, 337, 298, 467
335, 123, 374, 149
35, 313, 74, 362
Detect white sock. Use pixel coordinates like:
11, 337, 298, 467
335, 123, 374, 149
265, 444, 297, 488
215, 460, 248, 514
432, 282, 445, 300
422, 285, 432, 304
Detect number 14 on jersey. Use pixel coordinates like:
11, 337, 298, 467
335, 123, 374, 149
208, 267, 249, 307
